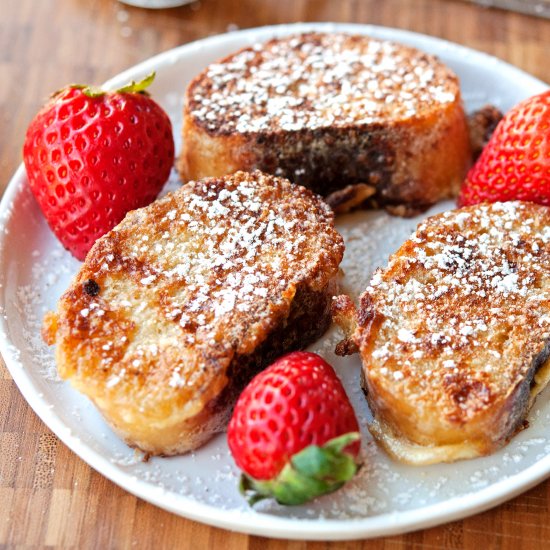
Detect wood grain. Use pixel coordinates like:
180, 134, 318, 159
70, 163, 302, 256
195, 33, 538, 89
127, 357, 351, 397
1, 0, 549, 547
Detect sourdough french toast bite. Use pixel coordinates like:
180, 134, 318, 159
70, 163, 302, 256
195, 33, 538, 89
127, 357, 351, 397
179, 32, 471, 215
333, 201, 550, 465
43, 170, 344, 456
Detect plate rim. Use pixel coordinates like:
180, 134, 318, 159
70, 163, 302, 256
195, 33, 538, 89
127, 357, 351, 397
1, 22, 550, 541
101, 21, 549, 91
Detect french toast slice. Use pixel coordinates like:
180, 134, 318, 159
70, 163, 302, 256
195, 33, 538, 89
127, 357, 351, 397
179, 32, 471, 214
333, 201, 550, 465
43, 170, 344, 456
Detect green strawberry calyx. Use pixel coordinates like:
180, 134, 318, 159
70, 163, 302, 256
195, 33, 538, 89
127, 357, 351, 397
115, 71, 156, 94
239, 432, 361, 506
59, 72, 157, 99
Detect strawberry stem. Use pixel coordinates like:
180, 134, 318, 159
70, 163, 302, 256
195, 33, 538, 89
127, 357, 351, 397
239, 432, 361, 506
71, 72, 157, 98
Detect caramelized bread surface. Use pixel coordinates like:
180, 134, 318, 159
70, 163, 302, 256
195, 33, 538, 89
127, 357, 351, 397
180, 32, 471, 213
43, 171, 344, 455
334, 201, 550, 464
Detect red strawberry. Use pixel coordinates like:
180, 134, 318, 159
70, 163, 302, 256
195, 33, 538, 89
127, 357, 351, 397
227, 351, 360, 506
459, 90, 550, 207
23, 72, 175, 261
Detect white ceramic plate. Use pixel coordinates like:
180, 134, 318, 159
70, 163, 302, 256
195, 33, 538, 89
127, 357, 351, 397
1, 23, 549, 541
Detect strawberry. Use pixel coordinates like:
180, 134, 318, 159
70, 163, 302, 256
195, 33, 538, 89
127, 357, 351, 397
459, 90, 550, 207
227, 351, 360, 506
23, 72, 175, 261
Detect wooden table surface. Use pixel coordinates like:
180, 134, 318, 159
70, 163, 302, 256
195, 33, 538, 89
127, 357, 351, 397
1, 0, 549, 548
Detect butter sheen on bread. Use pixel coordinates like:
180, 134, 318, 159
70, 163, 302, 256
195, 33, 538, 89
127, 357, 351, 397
43, 171, 344, 456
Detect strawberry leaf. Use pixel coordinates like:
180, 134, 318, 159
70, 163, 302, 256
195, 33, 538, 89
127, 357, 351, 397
116, 72, 156, 95
71, 72, 157, 99
239, 432, 361, 506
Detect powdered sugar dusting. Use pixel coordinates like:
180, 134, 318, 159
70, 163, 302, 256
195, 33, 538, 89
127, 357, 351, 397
362, 201, 550, 425
10, 245, 79, 382
189, 33, 459, 134
66, 170, 342, 395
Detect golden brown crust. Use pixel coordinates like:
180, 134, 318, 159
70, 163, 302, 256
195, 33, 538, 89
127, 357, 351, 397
179, 32, 471, 211
331, 294, 359, 356
334, 201, 550, 464
44, 170, 344, 455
